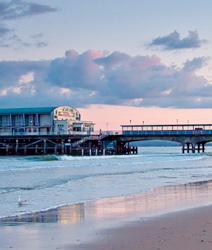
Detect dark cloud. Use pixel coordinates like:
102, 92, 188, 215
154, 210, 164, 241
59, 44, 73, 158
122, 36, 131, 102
149, 31, 207, 50
183, 57, 209, 71
36, 42, 48, 48
0, 50, 211, 109
0, 26, 11, 37
31, 33, 44, 39
0, 0, 57, 20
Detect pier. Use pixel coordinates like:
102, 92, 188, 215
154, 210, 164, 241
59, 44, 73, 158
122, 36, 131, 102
1, 123, 212, 155
0, 132, 137, 156
121, 123, 212, 154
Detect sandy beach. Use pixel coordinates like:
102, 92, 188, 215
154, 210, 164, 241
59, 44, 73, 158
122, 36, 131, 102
76, 205, 212, 250
1, 181, 212, 249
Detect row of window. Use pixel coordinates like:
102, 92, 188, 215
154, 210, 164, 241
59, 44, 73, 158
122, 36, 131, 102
0, 115, 38, 126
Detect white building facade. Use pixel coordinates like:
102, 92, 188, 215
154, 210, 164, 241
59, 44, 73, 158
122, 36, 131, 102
0, 106, 94, 135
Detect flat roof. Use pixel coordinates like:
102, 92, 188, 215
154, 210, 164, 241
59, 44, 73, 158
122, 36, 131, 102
121, 124, 212, 127
0, 107, 56, 115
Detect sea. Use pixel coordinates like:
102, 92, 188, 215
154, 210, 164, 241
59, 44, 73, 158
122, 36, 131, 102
1, 146, 212, 219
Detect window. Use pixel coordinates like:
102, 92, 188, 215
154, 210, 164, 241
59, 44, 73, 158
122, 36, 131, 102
2, 115, 10, 126
26, 114, 36, 126
12, 115, 23, 126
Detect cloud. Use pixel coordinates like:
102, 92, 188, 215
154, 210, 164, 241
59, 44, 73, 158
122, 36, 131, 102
0, 26, 11, 37
31, 33, 44, 39
183, 57, 209, 71
0, 0, 57, 20
0, 33, 48, 48
149, 30, 207, 50
0, 1, 57, 48
36, 42, 48, 48
0, 50, 211, 109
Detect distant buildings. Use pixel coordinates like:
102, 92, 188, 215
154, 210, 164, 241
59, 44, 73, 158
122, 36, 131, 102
0, 106, 94, 134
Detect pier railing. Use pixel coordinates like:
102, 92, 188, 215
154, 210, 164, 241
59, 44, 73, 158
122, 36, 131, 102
0, 131, 93, 136
123, 130, 212, 136
121, 124, 212, 136
0, 130, 122, 137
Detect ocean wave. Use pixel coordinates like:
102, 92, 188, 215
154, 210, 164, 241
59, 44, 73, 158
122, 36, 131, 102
25, 155, 59, 161
0, 186, 35, 195
55, 154, 141, 161
0, 168, 176, 195
3, 177, 212, 223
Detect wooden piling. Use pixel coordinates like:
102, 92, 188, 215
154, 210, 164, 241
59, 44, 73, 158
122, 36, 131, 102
43, 140, 46, 154
187, 143, 190, 153
202, 143, 205, 152
15, 139, 18, 155
54, 145, 57, 154
6, 144, 9, 154
61, 141, 64, 154
182, 145, 185, 154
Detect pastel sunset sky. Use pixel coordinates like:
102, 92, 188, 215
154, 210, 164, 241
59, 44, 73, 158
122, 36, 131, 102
1, 0, 212, 130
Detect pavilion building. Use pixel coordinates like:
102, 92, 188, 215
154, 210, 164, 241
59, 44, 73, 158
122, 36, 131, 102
0, 106, 94, 135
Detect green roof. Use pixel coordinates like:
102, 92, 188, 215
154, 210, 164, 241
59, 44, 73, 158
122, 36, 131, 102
0, 107, 56, 115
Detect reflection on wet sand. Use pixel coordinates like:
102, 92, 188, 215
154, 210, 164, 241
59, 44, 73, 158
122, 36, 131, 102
0, 203, 85, 225
1, 180, 212, 225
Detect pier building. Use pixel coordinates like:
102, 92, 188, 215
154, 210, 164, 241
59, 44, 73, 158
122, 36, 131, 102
0, 106, 94, 135
2, 119, 212, 156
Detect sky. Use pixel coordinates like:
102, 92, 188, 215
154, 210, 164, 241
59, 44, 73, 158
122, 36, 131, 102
0, 0, 212, 130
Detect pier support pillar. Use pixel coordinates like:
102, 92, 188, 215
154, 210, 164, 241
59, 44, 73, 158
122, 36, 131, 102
196, 142, 205, 153
61, 141, 64, 154
35, 144, 38, 154
192, 144, 195, 153
43, 140, 46, 154
6, 144, 9, 154
24, 146, 27, 155
182, 144, 185, 154
183, 142, 206, 154
202, 143, 205, 153
54, 145, 57, 154
82, 149, 84, 156
15, 139, 19, 155
186, 143, 190, 153
197, 143, 200, 153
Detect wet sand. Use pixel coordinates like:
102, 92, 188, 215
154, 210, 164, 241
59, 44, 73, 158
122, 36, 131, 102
76, 205, 212, 250
1, 180, 212, 249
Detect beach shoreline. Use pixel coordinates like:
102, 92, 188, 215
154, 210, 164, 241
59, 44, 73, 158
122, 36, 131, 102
1, 179, 212, 249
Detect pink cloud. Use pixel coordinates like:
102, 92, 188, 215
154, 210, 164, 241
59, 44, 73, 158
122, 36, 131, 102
0, 50, 211, 110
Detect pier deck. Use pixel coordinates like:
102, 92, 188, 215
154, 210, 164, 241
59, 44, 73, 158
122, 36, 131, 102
1, 123, 212, 155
